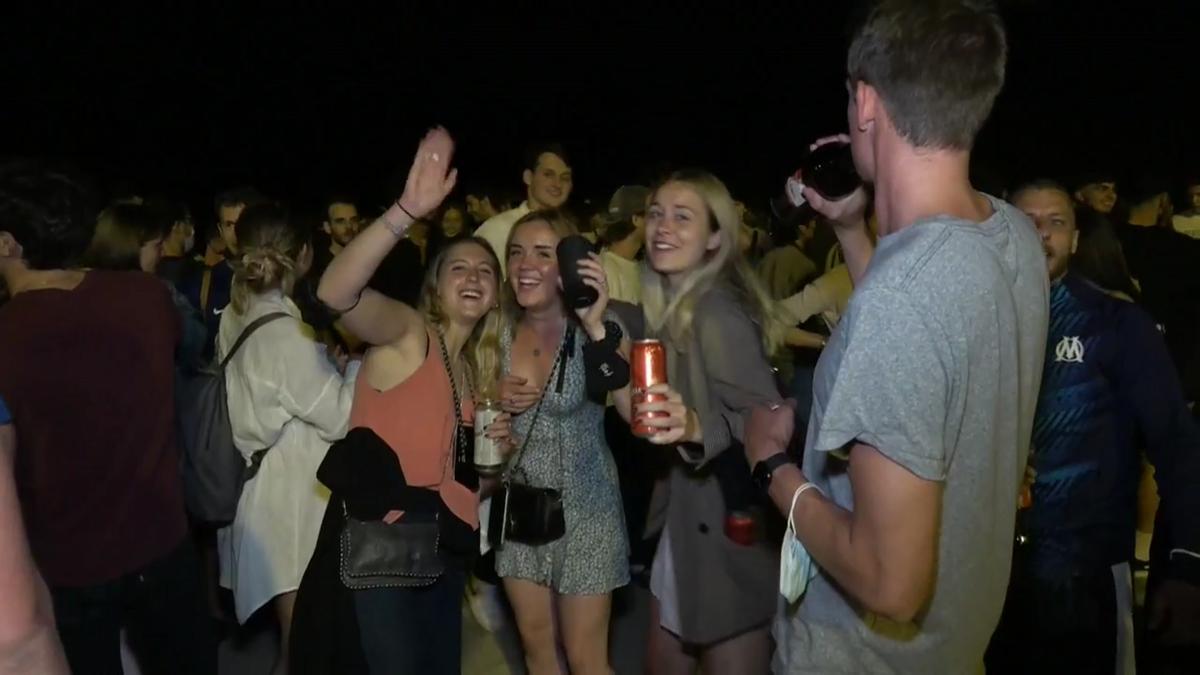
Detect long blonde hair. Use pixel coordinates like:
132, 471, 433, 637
641, 170, 785, 355
417, 236, 503, 397
229, 204, 307, 314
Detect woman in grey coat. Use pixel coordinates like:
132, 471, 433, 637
632, 169, 786, 674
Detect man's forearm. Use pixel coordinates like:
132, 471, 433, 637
0, 580, 68, 675
769, 459, 935, 623
834, 222, 874, 285
0, 627, 70, 675
768, 465, 881, 613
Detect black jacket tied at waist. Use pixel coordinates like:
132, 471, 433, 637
289, 427, 478, 675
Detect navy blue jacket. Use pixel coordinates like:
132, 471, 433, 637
175, 256, 234, 362
1025, 272, 1200, 584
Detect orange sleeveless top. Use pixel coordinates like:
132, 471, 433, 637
348, 329, 478, 528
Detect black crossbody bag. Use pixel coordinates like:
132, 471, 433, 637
339, 330, 468, 589
487, 329, 573, 550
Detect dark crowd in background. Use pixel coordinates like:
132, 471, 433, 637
1, 1, 1200, 675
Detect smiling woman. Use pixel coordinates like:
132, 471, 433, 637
292, 128, 512, 675
633, 169, 786, 673
495, 208, 631, 675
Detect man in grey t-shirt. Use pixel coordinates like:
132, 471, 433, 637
743, 2, 1049, 673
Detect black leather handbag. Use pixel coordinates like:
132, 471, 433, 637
487, 331, 570, 550
488, 481, 565, 549
340, 506, 443, 589
339, 330, 469, 589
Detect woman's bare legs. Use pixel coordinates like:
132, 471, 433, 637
272, 591, 296, 675
505, 578, 561, 674
698, 624, 771, 675
647, 597, 697, 675
559, 592, 614, 675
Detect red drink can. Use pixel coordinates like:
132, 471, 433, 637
631, 339, 668, 437
724, 510, 758, 546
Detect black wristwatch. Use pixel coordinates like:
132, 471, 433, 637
593, 319, 622, 345
752, 452, 793, 492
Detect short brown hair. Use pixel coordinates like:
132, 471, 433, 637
847, 0, 1006, 151
84, 203, 168, 271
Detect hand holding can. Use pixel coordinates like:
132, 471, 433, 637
474, 399, 506, 475
634, 384, 695, 445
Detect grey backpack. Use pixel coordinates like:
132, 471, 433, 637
178, 312, 290, 524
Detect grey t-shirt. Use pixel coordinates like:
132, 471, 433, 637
773, 195, 1049, 674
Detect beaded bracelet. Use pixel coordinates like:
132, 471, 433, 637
382, 200, 418, 238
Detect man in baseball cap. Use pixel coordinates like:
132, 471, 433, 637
598, 185, 650, 304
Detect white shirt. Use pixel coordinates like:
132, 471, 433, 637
474, 202, 532, 277
216, 291, 359, 622
600, 250, 643, 305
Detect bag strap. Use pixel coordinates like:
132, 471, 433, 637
503, 327, 570, 482
435, 329, 468, 473
219, 312, 291, 370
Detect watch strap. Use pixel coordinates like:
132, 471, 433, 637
754, 452, 792, 490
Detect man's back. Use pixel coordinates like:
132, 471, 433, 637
0, 270, 188, 587
777, 196, 1048, 673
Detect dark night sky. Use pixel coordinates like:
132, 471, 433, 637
2, 1, 1195, 219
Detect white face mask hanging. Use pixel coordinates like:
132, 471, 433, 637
780, 482, 821, 604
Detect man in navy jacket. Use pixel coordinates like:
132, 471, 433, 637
988, 181, 1200, 674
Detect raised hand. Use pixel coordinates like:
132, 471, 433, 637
803, 134, 869, 231
398, 127, 458, 219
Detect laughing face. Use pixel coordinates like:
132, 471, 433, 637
644, 181, 721, 283
1075, 181, 1117, 215
507, 219, 563, 312
436, 240, 499, 324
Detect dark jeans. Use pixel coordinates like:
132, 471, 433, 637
986, 565, 1120, 675
51, 538, 216, 675
353, 560, 467, 675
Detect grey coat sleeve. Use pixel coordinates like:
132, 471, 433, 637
681, 290, 782, 466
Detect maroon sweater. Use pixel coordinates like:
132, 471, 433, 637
0, 271, 188, 587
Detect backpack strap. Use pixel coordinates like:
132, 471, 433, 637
219, 312, 291, 369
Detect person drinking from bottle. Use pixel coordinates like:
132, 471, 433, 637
291, 128, 512, 675
630, 169, 786, 675
493, 208, 631, 675
742, 3, 1049, 672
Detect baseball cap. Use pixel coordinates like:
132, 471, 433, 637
602, 185, 651, 225
1069, 169, 1118, 193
